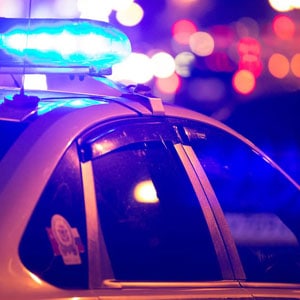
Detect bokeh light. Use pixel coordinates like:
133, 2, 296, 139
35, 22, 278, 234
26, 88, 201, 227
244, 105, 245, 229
175, 51, 196, 77
291, 53, 300, 77
269, 0, 300, 11
268, 53, 290, 78
155, 73, 181, 94
237, 37, 262, 77
238, 37, 261, 57
235, 17, 260, 38
0, 0, 299, 108
111, 52, 153, 84
291, 0, 300, 8
273, 15, 295, 40
116, 2, 144, 27
268, 0, 293, 11
151, 52, 176, 78
172, 19, 198, 45
189, 31, 214, 56
232, 70, 256, 95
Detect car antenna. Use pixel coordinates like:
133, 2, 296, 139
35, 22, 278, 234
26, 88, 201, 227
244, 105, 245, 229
10, 75, 21, 88
21, 0, 32, 91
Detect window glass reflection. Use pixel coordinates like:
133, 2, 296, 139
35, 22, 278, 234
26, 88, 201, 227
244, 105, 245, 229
188, 124, 300, 283
93, 140, 222, 281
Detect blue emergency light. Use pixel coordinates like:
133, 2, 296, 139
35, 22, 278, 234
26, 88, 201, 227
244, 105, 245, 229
0, 18, 131, 75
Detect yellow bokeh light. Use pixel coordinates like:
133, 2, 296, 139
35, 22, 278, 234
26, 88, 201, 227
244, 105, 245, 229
133, 180, 159, 204
111, 52, 153, 84
268, 53, 289, 78
151, 52, 176, 78
189, 31, 214, 57
175, 51, 195, 77
291, 0, 300, 8
268, 0, 293, 11
116, 2, 144, 27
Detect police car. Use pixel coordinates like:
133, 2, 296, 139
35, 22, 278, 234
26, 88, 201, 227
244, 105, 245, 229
0, 18, 300, 300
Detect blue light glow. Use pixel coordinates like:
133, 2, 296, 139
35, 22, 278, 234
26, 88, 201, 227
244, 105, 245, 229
0, 18, 131, 72
37, 98, 106, 115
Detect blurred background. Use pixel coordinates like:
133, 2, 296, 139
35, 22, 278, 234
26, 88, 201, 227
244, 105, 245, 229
0, 0, 299, 181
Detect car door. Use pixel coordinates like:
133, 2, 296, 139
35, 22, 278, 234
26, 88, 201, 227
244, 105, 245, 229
77, 117, 254, 299
181, 119, 300, 298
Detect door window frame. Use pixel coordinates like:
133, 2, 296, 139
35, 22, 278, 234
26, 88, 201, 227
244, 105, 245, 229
78, 117, 241, 288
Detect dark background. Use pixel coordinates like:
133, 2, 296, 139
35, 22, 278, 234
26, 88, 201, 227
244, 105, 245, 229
0, 0, 299, 181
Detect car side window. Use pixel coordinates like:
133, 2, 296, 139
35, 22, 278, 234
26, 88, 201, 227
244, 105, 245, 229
87, 122, 222, 282
19, 143, 88, 289
187, 123, 300, 283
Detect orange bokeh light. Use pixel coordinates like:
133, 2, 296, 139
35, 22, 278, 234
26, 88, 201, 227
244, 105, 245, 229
232, 70, 256, 95
291, 53, 300, 77
189, 31, 214, 56
268, 53, 289, 78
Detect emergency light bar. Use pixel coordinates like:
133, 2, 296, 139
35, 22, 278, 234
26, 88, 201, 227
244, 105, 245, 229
0, 18, 131, 75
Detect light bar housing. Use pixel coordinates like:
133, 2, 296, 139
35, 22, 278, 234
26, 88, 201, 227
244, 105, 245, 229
0, 18, 131, 75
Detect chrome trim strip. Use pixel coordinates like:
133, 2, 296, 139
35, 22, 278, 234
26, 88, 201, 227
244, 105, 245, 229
81, 160, 113, 288
174, 143, 234, 280
182, 144, 246, 280
103, 279, 241, 288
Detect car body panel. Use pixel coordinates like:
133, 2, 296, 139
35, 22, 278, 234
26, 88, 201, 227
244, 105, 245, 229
0, 96, 138, 296
0, 88, 300, 299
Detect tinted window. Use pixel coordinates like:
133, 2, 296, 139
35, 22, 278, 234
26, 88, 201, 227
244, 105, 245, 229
91, 129, 222, 281
19, 143, 88, 289
187, 124, 300, 283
